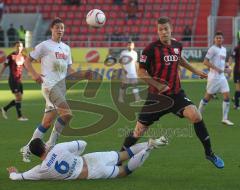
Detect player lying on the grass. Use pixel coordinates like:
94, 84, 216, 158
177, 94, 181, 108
7, 137, 168, 180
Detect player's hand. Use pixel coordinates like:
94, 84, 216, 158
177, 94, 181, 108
32, 73, 44, 84
196, 71, 208, 79
7, 167, 18, 174
215, 67, 224, 74
224, 67, 232, 75
158, 84, 170, 94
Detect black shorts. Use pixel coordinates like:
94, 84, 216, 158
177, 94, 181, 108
233, 72, 240, 83
8, 78, 23, 94
138, 90, 194, 126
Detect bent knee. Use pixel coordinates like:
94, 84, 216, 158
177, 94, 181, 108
184, 106, 202, 123
191, 114, 202, 123
60, 113, 73, 123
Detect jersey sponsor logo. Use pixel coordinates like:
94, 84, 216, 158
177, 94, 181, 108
173, 48, 179, 54
164, 55, 178, 62
55, 52, 67, 60
140, 55, 147, 63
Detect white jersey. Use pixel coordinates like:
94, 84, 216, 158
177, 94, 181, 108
30, 39, 72, 88
10, 141, 87, 180
120, 49, 138, 78
205, 45, 227, 80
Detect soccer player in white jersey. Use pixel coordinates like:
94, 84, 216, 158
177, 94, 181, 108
118, 41, 141, 103
7, 137, 168, 180
198, 31, 234, 126
20, 18, 76, 162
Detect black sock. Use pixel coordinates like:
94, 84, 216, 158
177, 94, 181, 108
234, 91, 240, 107
15, 101, 22, 118
194, 120, 213, 156
3, 100, 16, 111
120, 131, 139, 152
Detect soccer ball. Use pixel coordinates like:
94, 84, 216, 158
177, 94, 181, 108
86, 9, 106, 28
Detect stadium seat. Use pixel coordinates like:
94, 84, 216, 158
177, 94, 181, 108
145, 5, 153, 11
5, 0, 199, 47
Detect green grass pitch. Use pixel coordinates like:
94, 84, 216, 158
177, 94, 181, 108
0, 80, 239, 190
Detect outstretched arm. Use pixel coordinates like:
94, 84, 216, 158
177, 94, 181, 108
7, 165, 42, 180
179, 56, 207, 79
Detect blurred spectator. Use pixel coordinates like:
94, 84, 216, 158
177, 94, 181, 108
126, 0, 138, 20
0, 26, 4, 47
64, 0, 80, 5
131, 33, 139, 41
111, 27, 124, 41
7, 24, 18, 47
182, 25, 192, 42
113, 0, 123, 5
17, 25, 26, 44
0, 1, 4, 19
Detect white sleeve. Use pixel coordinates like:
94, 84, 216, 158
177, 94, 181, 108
9, 165, 42, 180
134, 52, 138, 62
119, 51, 124, 59
57, 140, 87, 155
205, 46, 215, 60
231, 48, 236, 57
30, 42, 45, 60
67, 46, 73, 66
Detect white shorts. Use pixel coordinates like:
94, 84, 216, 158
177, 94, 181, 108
83, 151, 120, 179
121, 72, 138, 84
42, 82, 66, 113
206, 77, 230, 94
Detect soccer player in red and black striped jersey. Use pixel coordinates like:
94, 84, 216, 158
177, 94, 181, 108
0, 41, 28, 121
229, 41, 240, 109
119, 17, 224, 169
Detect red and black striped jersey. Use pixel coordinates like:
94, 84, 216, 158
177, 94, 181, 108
139, 39, 182, 95
5, 52, 25, 82
231, 45, 240, 73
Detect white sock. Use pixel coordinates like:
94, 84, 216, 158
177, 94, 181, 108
133, 88, 140, 101
128, 142, 148, 155
222, 100, 230, 120
118, 88, 125, 101
46, 117, 65, 147
127, 149, 150, 172
198, 99, 208, 113
46, 128, 60, 147
27, 124, 47, 146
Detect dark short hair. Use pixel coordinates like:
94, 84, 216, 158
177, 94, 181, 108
128, 41, 134, 44
215, 31, 223, 37
29, 138, 46, 157
50, 17, 64, 28
15, 41, 23, 46
158, 16, 171, 24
